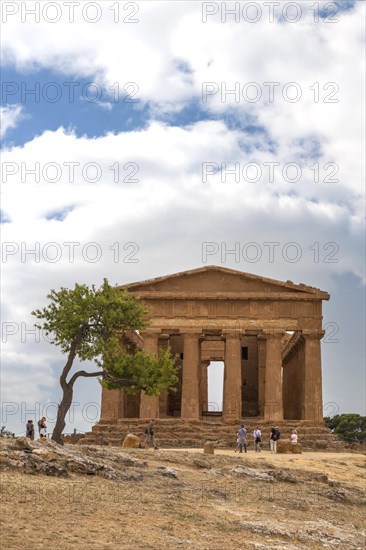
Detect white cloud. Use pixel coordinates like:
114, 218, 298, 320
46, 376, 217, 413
1, 1, 365, 430
0, 104, 24, 137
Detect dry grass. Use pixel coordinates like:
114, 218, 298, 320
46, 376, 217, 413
1, 448, 365, 550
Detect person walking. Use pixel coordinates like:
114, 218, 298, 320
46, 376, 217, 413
26, 420, 35, 440
253, 426, 262, 452
237, 424, 247, 453
145, 420, 156, 448
290, 429, 298, 444
270, 426, 281, 453
38, 417, 47, 438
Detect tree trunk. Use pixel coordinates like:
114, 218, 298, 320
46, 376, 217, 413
52, 383, 74, 444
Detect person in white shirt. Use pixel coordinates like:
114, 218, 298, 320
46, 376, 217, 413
253, 426, 262, 452
290, 429, 298, 444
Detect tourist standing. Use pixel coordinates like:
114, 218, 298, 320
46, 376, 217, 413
26, 420, 35, 440
237, 424, 247, 453
38, 417, 47, 438
253, 426, 261, 452
290, 429, 298, 444
270, 426, 280, 453
145, 420, 156, 448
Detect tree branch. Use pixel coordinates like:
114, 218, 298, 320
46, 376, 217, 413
102, 370, 138, 385
69, 370, 104, 386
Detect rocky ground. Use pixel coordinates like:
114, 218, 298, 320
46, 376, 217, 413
0, 436, 365, 549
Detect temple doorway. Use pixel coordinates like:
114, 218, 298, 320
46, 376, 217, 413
207, 361, 224, 412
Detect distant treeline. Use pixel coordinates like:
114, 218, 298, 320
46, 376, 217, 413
324, 414, 366, 444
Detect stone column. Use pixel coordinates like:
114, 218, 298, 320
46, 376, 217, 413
199, 361, 209, 413
181, 334, 200, 420
100, 387, 123, 422
158, 336, 170, 418
139, 333, 160, 419
257, 335, 266, 417
263, 332, 283, 421
223, 333, 242, 421
283, 340, 303, 420
302, 332, 324, 422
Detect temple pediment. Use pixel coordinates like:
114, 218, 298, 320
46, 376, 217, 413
120, 266, 329, 300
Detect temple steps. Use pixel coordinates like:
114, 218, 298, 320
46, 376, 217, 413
80, 419, 345, 451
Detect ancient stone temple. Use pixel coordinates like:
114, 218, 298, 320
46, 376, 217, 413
100, 266, 329, 423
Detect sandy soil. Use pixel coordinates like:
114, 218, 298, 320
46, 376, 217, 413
1, 446, 365, 550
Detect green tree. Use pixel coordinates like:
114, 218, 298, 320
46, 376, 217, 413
32, 280, 178, 443
324, 414, 366, 444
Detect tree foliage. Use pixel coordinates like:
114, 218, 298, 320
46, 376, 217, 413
32, 279, 179, 442
102, 338, 178, 395
324, 414, 366, 444
33, 279, 149, 360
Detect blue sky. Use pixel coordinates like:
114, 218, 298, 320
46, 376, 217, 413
1, 66, 150, 146
1, 65, 273, 149
1, 1, 364, 435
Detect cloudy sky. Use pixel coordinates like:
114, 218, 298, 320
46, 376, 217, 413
1, 1, 365, 435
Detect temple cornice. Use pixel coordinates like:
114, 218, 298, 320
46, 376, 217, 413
127, 291, 328, 300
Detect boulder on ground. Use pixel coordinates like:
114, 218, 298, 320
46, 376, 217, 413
277, 440, 302, 454
157, 466, 177, 478
232, 466, 274, 482
37, 437, 59, 448
315, 440, 328, 450
9, 437, 33, 451
193, 458, 212, 469
32, 449, 59, 461
122, 434, 140, 448
203, 441, 215, 454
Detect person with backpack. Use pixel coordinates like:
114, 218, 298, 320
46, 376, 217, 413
253, 426, 262, 452
26, 420, 35, 440
270, 426, 281, 453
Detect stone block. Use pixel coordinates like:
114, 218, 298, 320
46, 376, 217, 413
122, 434, 140, 448
203, 441, 215, 454
277, 440, 302, 454
289, 443, 302, 454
